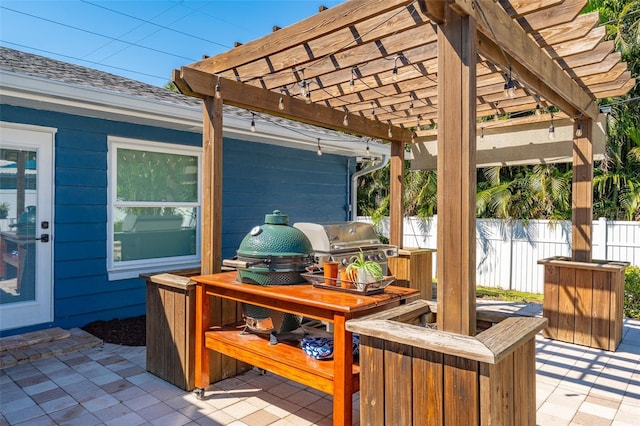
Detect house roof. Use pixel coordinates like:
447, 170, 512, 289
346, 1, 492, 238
0, 46, 385, 157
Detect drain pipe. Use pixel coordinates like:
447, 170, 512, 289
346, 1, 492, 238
350, 155, 390, 221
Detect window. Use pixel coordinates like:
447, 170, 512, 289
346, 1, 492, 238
108, 137, 201, 279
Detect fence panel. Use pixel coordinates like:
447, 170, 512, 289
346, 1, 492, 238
359, 216, 639, 295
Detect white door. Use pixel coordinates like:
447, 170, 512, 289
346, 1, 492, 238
0, 122, 55, 331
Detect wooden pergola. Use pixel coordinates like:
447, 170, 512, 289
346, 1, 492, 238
173, 0, 633, 337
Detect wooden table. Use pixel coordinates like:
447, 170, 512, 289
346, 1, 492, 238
191, 271, 419, 426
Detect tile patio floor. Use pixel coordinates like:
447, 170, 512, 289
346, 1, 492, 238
1, 302, 640, 425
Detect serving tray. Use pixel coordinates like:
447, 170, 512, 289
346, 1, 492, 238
300, 271, 395, 295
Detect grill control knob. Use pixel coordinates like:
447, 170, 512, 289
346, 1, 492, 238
341, 259, 349, 266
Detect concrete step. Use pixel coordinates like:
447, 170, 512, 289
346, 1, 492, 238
0, 327, 103, 369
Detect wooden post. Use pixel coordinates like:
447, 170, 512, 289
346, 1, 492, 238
436, 5, 477, 335
389, 140, 404, 248
572, 118, 593, 262
201, 96, 223, 274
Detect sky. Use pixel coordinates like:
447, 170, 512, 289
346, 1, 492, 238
0, 0, 344, 87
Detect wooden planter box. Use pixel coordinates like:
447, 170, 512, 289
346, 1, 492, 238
144, 272, 198, 391
347, 300, 546, 425
538, 256, 629, 351
143, 269, 249, 390
388, 248, 434, 300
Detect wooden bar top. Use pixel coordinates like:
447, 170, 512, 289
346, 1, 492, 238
191, 271, 419, 315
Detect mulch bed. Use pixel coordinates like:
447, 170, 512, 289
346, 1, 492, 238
82, 315, 146, 346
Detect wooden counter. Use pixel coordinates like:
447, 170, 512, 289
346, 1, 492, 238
191, 271, 419, 426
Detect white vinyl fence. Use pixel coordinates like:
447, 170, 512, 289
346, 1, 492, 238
358, 216, 640, 294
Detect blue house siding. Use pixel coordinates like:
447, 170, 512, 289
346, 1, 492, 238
1, 105, 353, 336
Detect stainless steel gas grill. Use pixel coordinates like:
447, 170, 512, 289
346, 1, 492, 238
292, 221, 398, 274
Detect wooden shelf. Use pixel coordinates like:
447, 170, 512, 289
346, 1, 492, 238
204, 323, 360, 394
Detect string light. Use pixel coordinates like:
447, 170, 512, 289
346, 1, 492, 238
391, 54, 403, 82
278, 94, 285, 110
305, 90, 312, 104
349, 67, 356, 93
370, 102, 376, 118
343, 110, 349, 126
494, 103, 500, 122
535, 103, 542, 118
214, 76, 221, 99
575, 121, 583, 137
416, 114, 422, 128
299, 68, 307, 97
250, 113, 256, 132
548, 112, 555, 140
387, 121, 393, 138
316, 138, 322, 156
503, 65, 515, 98
480, 126, 484, 140
365, 139, 370, 156
409, 94, 414, 115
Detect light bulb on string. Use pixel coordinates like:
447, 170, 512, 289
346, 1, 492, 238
215, 77, 221, 99
535, 104, 542, 119
370, 102, 376, 118
387, 122, 393, 138
575, 121, 583, 137
349, 67, 356, 93
305, 90, 311, 104
480, 127, 484, 140
343, 113, 349, 127
365, 139, 370, 156
316, 139, 322, 156
548, 113, 555, 140
250, 113, 256, 133
278, 94, 285, 110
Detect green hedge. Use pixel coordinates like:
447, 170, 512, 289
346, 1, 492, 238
625, 266, 640, 319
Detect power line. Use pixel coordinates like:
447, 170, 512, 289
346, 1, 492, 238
80, 0, 231, 51
0, 5, 195, 62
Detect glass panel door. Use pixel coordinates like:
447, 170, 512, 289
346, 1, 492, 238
0, 123, 54, 331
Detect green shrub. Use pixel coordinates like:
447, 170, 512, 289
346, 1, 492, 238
624, 266, 640, 319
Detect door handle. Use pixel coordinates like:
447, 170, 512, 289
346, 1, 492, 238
35, 234, 50, 243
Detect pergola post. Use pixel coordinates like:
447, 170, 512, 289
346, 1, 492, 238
201, 96, 223, 274
389, 140, 404, 248
572, 118, 593, 262
436, 5, 477, 335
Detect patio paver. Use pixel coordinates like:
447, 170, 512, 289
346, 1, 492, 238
1, 305, 639, 425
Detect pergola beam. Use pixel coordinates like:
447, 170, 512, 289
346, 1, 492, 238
188, 0, 416, 74
455, 0, 600, 119
175, 66, 413, 144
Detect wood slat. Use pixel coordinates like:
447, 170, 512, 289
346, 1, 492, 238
574, 268, 593, 346
533, 12, 599, 47
189, 0, 417, 73
413, 347, 443, 426
466, 0, 600, 118
594, 78, 635, 98
580, 62, 627, 86
360, 336, 385, 425
444, 355, 479, 425
384, 341, 413, 425
542, 265, 560, 340
557, 266, 577, 343
515, 0, 587, 32
591, 270, 611, 349
545, 26, 605, 60
499, 0, 565, 18
571, 52, 621, 79
513, 340, 536, 425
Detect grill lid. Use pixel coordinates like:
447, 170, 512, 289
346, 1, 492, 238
293, 222, 381, 253
237, 210, 314, 258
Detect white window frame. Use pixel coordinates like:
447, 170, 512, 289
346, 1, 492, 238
107, 136, 201, 280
